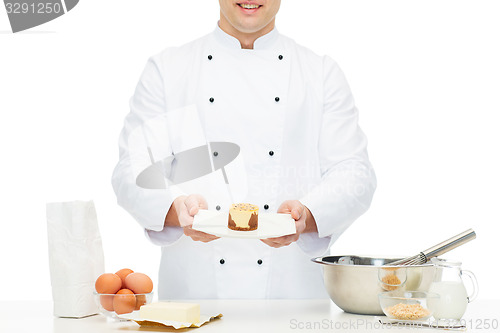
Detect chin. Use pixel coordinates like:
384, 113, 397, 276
235, 19, 270, 34
236, 26, 264, 34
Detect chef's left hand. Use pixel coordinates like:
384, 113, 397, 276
260, 200, 317, 248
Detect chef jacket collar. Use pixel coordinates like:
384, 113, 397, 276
214, 22, 279, 50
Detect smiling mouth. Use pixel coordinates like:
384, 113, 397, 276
237, 3, 262, 10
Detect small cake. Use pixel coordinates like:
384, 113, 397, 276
228, 203, 258, 231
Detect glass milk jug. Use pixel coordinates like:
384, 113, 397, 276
428, 258, 478, 321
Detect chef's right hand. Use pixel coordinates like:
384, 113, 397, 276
165, 194, 220, 243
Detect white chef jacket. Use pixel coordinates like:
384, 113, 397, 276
112, 25, 376, 299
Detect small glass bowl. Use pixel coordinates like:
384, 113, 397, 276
93, 291, 154, 320
379, 291, 439, 321
378, 266, 407, 291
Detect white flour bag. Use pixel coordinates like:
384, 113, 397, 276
46, 200, 105, 317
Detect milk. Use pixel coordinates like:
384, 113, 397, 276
428, 281, 468, 320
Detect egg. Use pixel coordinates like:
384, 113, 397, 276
100, 295, 114, 312
113, 289, 136, 315
95, 273, 122, 294
135, 294, 147, 310
115, 268, 134, 286
124, 272, 153, 294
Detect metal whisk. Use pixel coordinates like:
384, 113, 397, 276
388, 229, 476, 266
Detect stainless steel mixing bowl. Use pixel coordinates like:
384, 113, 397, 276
312, 255, 436, 315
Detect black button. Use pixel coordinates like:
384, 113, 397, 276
216, 205, 221, 211
220, 259, 225, 264
208, 55, 213, 60
257, 259, 263, 265
209, 97, 214, 103
268, 151, 274, 156
278, 55, 283, 60
264, 204, 269, 210
275, 97, 280, 102
213, 151, 218, 157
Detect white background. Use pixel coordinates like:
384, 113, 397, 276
1, 0, 499, 302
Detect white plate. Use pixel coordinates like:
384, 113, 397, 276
192, 209, 296, 239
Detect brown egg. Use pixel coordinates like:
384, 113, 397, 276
124, 272, 153, 294
100, 295, 114, 312
95, 273, 122, 294
113, 289, 136, 315
135, 294, 147, 310
115, 268, 134, 286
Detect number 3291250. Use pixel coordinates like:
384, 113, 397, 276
5, 2, 63, 14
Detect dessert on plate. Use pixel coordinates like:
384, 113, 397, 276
228, 203, 258, 231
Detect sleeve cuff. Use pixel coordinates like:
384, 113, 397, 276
300, 194, 340, 240
144, 225, 184, 247
296, 232, 332, 257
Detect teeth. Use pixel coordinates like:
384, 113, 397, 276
240, 3, 260, 9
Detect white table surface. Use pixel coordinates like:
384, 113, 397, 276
1, 299, 499, 332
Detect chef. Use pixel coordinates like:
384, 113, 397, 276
112, 0, 376, 299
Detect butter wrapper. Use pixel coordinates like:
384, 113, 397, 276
118, 313, 223, 329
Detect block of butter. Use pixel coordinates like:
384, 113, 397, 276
139, 302, 200, 323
